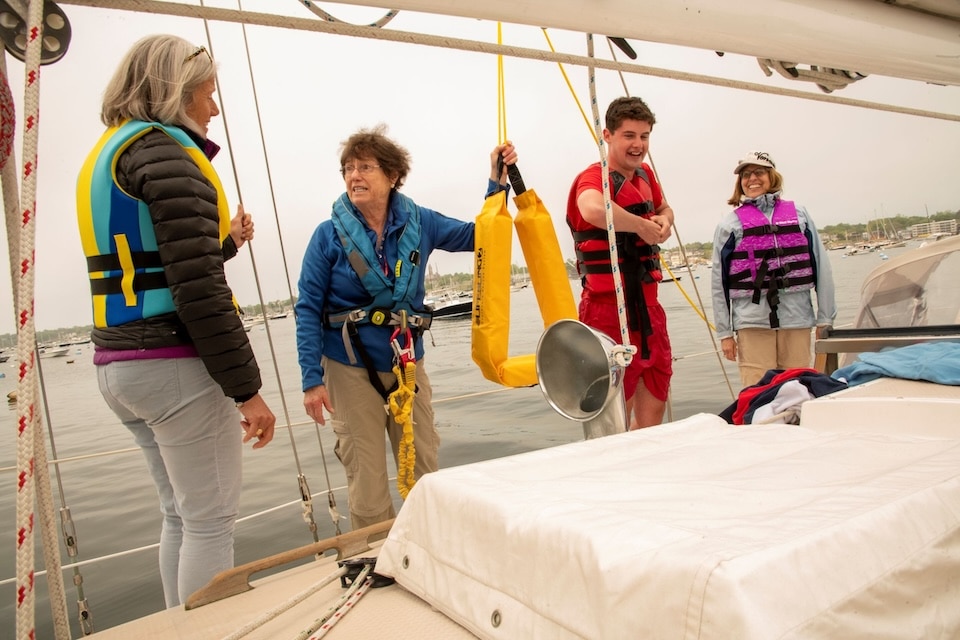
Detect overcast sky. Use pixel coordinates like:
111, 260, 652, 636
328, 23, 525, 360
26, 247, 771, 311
1, 1, 959, 334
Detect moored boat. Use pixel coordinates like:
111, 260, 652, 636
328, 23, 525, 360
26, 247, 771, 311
425, 290, 473, 319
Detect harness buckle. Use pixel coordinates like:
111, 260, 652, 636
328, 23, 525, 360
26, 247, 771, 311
368, 307, 391, 326
346, 309, 367, 323
390, 311, 416, 367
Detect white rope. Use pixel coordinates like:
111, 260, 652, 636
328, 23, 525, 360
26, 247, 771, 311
304, 573, 375, 640
587, 33, 636, 367
14, 2, 70, 638
218, 566, 349, 640
54, 0, 960, 123
292, 564, 372, 640
241, 0, 346, 534
585, 33, 635, 365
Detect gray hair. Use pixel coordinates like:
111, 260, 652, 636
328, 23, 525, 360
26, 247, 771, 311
101, 34, 216, 127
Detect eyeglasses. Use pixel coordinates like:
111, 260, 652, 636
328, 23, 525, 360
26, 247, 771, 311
339, 163, 381, 177
740, 168, 769, 179
184, 45, 211, 63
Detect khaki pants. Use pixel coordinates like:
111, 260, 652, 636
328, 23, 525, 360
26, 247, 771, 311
324, 357, 439, 531
736, 327, 813, 388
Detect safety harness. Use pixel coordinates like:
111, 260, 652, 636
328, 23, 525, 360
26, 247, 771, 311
325, 193, 428, 497
325, 193, 431, 400
569, 168, 661, 358
727, 199, 815, 329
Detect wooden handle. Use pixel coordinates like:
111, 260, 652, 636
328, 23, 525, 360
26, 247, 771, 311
184, 518, 394, 609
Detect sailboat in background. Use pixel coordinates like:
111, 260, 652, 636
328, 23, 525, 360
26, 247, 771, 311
2, 1, 960, 639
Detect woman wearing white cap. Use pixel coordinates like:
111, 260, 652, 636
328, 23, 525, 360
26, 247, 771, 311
710, 151, 836, 388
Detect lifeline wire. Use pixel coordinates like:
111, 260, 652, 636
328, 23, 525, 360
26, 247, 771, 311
198, 0, 326, 543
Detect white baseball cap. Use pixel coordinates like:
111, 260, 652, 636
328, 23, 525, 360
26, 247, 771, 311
734, 151, 776, 174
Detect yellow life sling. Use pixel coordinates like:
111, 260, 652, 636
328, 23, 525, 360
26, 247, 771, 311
471, 165, 577, 387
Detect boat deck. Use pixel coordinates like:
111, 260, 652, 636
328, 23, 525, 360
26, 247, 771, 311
800, 377, 960, 437
92, 544, 475, 639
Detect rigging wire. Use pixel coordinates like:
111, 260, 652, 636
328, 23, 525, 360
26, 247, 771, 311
34, 353, 95, 634
197, 0, 328, 542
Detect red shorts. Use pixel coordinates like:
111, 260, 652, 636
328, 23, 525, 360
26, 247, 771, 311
578, 293, 673, 402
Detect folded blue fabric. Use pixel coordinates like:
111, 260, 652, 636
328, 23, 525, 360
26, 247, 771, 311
831, 342, 960, 387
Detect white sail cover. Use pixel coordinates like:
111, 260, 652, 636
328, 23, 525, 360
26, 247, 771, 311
377, 413, 960, 639
853, 234, 960, 329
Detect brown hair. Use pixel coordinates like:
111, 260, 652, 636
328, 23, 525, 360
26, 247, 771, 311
605, 96, 656, 132
339, 124, 411, 190
727, 167, 784, 206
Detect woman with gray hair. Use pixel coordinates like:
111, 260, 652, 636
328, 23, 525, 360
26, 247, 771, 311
76, 34, 275, 607
710, 150, 836, 388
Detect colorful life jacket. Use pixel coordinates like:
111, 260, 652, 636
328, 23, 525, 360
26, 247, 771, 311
325, 192, 432, 399
568, 167, 662, 293
76, 120, 230, 329
728, 199, 815, 328
567, 165, 663, 358
325, 192, 431, 332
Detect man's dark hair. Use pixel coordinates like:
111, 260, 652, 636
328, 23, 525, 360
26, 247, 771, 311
605, 96, 656, 132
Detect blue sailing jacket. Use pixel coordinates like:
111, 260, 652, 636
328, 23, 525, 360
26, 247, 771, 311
296, 191, 475, 391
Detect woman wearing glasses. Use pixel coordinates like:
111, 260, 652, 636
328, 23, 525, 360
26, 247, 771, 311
710, 150, 836, 388
76, 35, 276, 607
296, 125, 516, 531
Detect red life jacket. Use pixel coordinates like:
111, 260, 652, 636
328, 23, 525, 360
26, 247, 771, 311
566, 163, 663, 357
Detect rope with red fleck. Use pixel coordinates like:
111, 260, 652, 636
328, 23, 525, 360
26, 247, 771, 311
14, 2, 70, 639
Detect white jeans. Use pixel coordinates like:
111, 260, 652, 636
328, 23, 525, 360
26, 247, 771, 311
97, 357, 242, 608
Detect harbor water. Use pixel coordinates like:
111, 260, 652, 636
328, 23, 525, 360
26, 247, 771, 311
0, 245, 904, 636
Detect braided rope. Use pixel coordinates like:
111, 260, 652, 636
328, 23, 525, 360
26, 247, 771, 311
14, 2, 70, 639
0, 62, 13, 170
1, 54, 20, 303
294, 564, 372, 640
306, 573, 375, 640
218, 566, 349, 640
585, 33, 633, 364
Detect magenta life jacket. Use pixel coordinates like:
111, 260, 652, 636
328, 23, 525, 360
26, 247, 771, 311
728, 199, 814, 328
